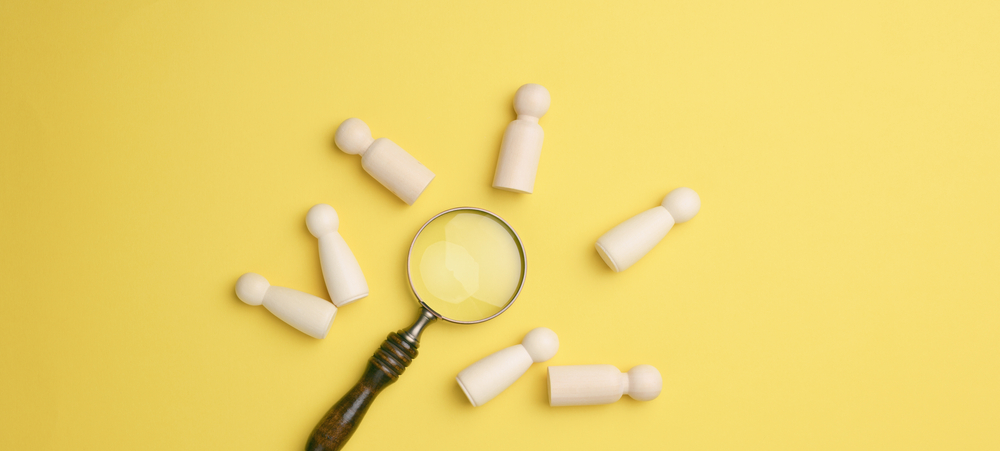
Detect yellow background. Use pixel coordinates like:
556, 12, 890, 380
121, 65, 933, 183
2, 1, 998, 449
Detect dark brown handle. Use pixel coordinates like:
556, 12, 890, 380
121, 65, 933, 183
305, 331, 419, 451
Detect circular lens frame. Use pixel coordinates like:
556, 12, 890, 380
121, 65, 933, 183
406, 207, 526, 324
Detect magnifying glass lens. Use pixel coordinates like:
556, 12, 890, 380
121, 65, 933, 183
408, 210, 524, 322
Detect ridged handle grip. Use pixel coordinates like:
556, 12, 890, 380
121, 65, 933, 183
305, 331, 418, 451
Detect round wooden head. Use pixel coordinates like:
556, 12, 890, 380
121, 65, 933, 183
306, 203, 340, 238
661, 187, 701, 223
235, 272, 269, 306
626, 365, 663, 401
513, 83, 550, 119
522, 327, 559, 362
334, 117, 375, 155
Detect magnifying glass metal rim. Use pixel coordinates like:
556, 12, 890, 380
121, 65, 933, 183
405, 206, 527, 325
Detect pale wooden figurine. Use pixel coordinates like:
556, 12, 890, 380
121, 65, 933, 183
456, 327, 559, 407
235, 272, 336, 339
595, 187, 701, 272
306, 204, 368, 307
548, 364, 662, 406
334, 118, 435, 205
492, 84, 550, 193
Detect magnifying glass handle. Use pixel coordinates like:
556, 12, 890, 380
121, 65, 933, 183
306, 309, 436, 451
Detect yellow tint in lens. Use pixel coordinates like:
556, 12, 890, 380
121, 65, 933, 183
408, 210, 524, 322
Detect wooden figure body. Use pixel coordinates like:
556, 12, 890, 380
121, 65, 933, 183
235, 272, 336, 339
456, 327, 559, 407
595, 187, 701, 272
492, 84, 550, 193
334, 118, 435, 205
306, 204, 368, 307
548, 364, 662, 406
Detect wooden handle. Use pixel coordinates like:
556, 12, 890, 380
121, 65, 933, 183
305, 331, 419, 451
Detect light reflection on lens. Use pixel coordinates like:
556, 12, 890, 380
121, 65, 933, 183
408, 210, 524, 323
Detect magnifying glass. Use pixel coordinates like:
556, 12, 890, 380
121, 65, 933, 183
306, 207, 526, 451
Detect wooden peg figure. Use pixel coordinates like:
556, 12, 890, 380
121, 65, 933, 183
306, 204, 368, 307
492, 84, 550, 193
595, 187, 701, 272
548, 364, 662, 406
334, 118, 435, 205
235, 273, 337, 339
456, 327, 559, 407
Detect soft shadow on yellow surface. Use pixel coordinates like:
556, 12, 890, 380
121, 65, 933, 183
1, 1, 998, 450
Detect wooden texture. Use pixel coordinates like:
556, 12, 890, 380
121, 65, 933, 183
594, 187, 700, 272
234, 273, 337, 339
306, 204, 369, 307
492, 84, 550, 193
455, 327, 558, 406
334, 118, 435, 205
306, 331, 419, 451
548, 364, 662, 406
